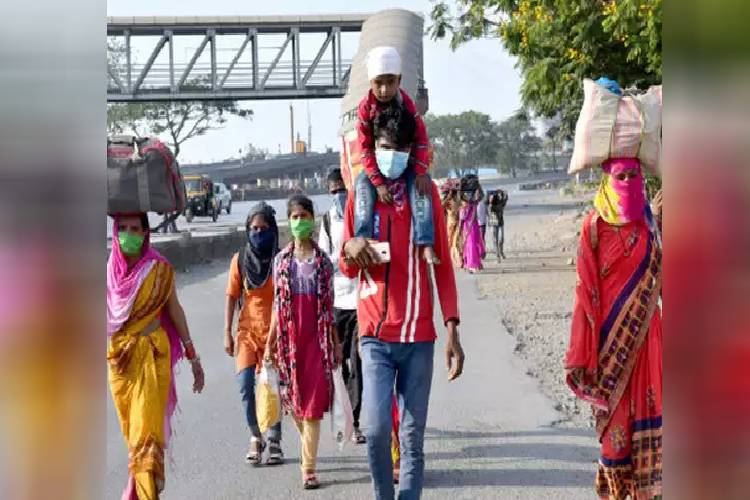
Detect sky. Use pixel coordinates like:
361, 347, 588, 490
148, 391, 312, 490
107, 0, 522, 164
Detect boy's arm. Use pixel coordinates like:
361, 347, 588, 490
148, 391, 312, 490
356, 96, 386, 187
412, 113, 430, 176
403, 91, 430, 176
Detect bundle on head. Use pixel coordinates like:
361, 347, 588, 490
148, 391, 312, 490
326, 167, 343, 184
460, 174, 481, 199
440, 178, 460, 195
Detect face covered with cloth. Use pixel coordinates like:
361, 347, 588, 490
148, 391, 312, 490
593, 158, 647, 225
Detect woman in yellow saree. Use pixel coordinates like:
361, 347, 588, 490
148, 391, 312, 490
107, 214, 205, 500
440, 179, 463, 267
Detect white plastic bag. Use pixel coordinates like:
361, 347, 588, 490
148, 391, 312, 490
331, 367, 354, 450
569, 78, 662, 175
256, 361, 281, 433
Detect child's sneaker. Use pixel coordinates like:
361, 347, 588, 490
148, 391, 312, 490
422, 245, 440, 265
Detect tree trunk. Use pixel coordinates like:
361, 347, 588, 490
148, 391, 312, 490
551, 138, 557, 171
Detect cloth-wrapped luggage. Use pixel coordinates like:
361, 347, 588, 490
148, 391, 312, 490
107, 135, 186, 215
568, 78, 662, 175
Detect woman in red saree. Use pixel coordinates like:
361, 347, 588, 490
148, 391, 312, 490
565, 158, 662, 500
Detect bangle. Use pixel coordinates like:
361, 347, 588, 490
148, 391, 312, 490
183, 339, 193, 346
189, 355, 201, 364
185, 343, 197, 361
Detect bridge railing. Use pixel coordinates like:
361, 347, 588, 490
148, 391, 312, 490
107, 15, 365, 102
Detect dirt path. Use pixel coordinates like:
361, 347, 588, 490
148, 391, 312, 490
475, 188, 596, 428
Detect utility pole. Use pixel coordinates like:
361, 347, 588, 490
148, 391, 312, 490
307, 101, 312, 152
289, 103, 295, 154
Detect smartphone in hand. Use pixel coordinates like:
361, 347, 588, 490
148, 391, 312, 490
370, 241, 391, 263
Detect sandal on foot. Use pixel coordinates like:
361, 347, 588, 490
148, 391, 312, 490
303, 472, 320, 490
393, 468, 400, 484
266, 440, 285, 466
245, 439, 266, 466
351, 428, 367, 445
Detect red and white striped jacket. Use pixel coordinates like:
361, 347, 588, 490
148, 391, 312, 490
339, 184, 460, 343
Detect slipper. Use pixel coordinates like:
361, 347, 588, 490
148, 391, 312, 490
266, 440, 284, 466
351, 428, 367, 445
245, 439, 266, 466
303, 472, 320, 490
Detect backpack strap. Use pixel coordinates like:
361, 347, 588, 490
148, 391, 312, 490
322, 212, 333, 255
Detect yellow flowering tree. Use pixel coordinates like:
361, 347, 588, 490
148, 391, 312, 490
430, 0, 662, 130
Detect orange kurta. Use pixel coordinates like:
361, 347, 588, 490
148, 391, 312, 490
226, 253, 274, 372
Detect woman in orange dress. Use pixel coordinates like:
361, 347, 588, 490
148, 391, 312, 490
224, 202, 284, 465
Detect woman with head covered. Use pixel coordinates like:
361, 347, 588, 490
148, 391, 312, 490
107, 214, 205, 499
224, 202, 285, 466
565, 158, 662, 499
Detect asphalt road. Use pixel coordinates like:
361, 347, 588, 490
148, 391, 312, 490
106, 171, 569, 240
106, 188, 598, 499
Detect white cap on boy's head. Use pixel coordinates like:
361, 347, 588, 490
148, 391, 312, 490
367, 46, 402, 80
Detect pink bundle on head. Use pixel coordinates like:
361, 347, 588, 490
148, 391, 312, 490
594, 158, 647, 224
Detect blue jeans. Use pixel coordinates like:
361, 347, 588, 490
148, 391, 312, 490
237, 366, 282, 442
354, 170, 434, 245
361, 338, 434, 500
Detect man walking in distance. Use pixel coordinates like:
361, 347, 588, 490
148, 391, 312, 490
488, 189, 508, 261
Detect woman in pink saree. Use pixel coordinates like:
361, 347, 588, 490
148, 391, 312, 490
460, 192, 485, 273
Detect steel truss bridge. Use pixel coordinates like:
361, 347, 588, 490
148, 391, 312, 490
107, 15, 367, 102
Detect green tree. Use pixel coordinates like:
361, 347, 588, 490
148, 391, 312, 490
494, 110, 542, 178
423, 111, 500, 177
429, 0, 662, 131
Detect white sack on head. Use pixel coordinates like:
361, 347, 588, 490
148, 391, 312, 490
568, 78, 662, 175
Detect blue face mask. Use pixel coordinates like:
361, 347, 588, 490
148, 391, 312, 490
376, 150, 410, 179
332, 191, 347, 218
248, 229, 274, 253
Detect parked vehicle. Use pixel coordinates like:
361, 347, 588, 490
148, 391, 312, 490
214, 182, 232, 214
184, 174, 219, 222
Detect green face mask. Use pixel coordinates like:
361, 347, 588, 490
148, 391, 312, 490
118, 232, 145, 256
290, 218, 314, 240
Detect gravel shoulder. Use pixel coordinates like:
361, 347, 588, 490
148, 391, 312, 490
476, 188, 596, 429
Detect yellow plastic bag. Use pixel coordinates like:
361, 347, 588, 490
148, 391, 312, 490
256, 362, 281, 433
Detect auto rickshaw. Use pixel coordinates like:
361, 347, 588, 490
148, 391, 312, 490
183, 174, 219, 222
